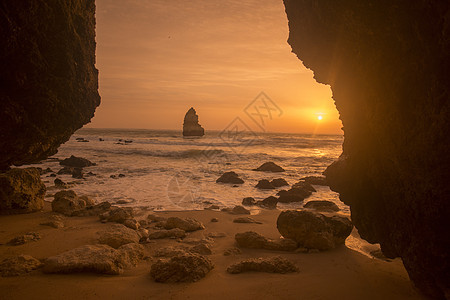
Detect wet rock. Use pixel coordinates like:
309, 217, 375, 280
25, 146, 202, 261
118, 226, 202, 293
223, 247, 242, 256
0, 1, 100, 170
304, 200, 340, 212
150, 253, 213, 283
182, 107, 205, 137
71, 168, 84, 179
190, 243, 212, 255
255, 179, 275, 190
97, 224, 140, 248
253, 162, 285, 172
71, 201, 111, 217
8, 232, 41, 246
292, 181, 317, 192
59, 155, 95, 168
43, 244, 143, 275
0, 255, 42, 277
57, 167, 75, 175
163, 217, 205, 232
233, 217, 262, 224
300, 176, 328, 186
277, 210, 353, 250
271, 178, 289, 187
51, 190, 93, 216
242, 197, 256, 206
277, 184, 314, 203
230, 205, 250, 215
216, 171, 244, 184
54, 178, 68, 188
148, 228, 186, 240
227, 256, 298, 274
0, 168, 46, 214
255, 196, 278, 209
235, 231, 297, 251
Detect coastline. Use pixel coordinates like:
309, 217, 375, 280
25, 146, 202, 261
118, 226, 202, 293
0, 202, 423, 300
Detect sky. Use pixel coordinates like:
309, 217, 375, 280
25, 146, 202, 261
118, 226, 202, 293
89, 0, 342, 134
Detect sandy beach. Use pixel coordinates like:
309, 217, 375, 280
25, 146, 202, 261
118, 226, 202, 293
0, 202, 423, 300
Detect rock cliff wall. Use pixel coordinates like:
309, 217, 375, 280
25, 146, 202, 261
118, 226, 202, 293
283, 0, 449, 298
0, 0, 100, 170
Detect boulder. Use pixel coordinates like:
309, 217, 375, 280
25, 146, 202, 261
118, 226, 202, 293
300, 176, 328, 186
71, 168, 84, 179
101, 207, 134, 224
148, 228, 186, 240
255, 179, 275, 189
223, 247, 242, 256
150, 253, 213, 283
163, 217, 204, 232
0, 168, 46, 214
233, 217, 262, 224
8, 232, 41, 246
153, 247, 188, 258
230, 205, 250, 215
123, 219, 140, 230
42, 244, 143, 275
0, 255, 42, 277
277, 184, 314, 203
292, 181, 316, 192
97, 224, 140, 248
51, 190, 93, 216
304, 200, 340, 212
277, 210, 353, 250
235, 231, 297, 251
242, 197, 256, 206
190, 243, 212, 255
182, 107, 205, 137
255, 196, 278, 209
54, 178, 68, 188
253, 162, 285, 172
216, 171, 244, 184
59, 155, 94, 168
40, 220, 64, 229
227, 256, 298, 274
271, 178, 289, 187
71, 201, 111, 217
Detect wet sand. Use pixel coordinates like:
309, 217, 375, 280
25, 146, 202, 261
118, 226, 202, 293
0, 203, 423, 300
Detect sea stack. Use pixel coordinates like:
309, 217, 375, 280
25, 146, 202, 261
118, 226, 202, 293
183, 107, 205, 137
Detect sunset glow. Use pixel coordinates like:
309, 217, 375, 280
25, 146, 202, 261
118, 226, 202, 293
90, 0, 343, 134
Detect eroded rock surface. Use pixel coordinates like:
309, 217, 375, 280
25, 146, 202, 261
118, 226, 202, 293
182, 107, 204, 136
283, 1, 449, 297
235, 231, 297, 252
0, 255, 42, 277
0, 1, 100, 169
0, 168, 46, 214
227, 256, 298, 274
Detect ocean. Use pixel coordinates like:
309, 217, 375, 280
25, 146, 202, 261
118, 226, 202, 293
32, 128, 347, 213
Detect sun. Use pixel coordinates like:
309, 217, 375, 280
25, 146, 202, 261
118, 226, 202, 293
317, 115, 323, 120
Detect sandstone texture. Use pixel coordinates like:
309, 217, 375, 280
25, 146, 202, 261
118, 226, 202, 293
182, 107, 204, 136
150, 253, 213, 283
235, 231, 297, 252
42, 244, 143, 275
283, 1, 449, 297
277, 210, 352, 250
0, 168, 46, 214
0, 255, 42, 277
227, 256, 298, 274
0, 1, 100, 169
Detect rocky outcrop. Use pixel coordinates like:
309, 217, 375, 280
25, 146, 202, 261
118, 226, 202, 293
97, 224, 140, 249
277, 210, 352, 250
150, 253, 213, 283
60, 155, 95, 168
0, 168, 46, 214
163, 217, 205, 232
182, 107, 204, 136
304, 200, 340, 212
235, 231, 298, 251
0, 255, 42, 277
227, 256, 298, 274
42, 244, 143, 275
253, 162, 285, 172
216, 171, 244, 184
283, 1, 449, 297
0, 1, 100, 170
51, 190, 94, 216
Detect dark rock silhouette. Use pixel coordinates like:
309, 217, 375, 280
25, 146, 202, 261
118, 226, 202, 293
0, 1, 100, 170
255, 196, 278, 209
216, 171, 244, 184
255, 179, 275, 190
60, 155, 95, 168
283, 1, 449, 296
304, 200, 340, 212
271, 178, 289, 187
253, 162, 285, 172
182, 107, 204, 136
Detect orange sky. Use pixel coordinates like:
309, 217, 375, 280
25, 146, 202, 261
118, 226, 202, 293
89, 0, 342, 134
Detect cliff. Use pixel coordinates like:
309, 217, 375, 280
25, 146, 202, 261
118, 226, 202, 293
183, 107, 205, 137
0, 0, 100, 170
283, 1, 450, 298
